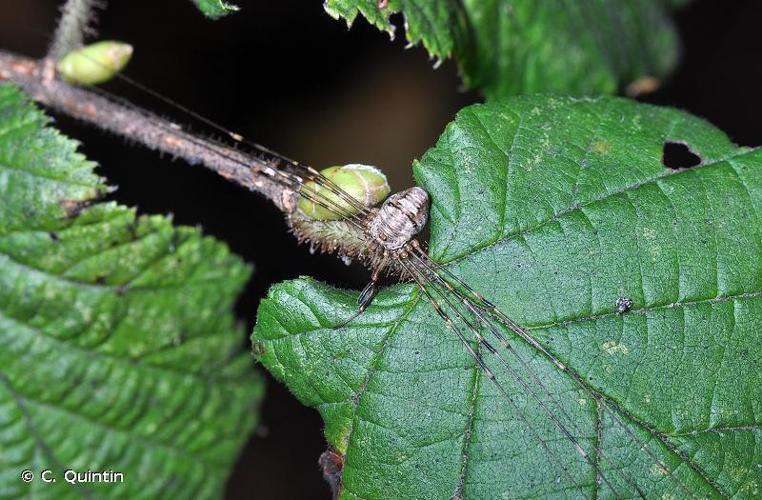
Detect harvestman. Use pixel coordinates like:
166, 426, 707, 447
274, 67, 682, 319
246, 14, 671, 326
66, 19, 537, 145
51, 64, 703, 498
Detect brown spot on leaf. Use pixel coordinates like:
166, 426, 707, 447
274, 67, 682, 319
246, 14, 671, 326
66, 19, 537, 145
591, 140, 610, 155
60, 199, 89, 218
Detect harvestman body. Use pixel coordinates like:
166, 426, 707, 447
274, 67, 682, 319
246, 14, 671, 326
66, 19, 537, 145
368, 186, 430, 251
341, 187, 431, 322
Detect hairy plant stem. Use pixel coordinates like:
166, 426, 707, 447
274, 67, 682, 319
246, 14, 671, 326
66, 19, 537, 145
0, 50, 293, 212
0, 50, 372, 259
48, 0, 104, 61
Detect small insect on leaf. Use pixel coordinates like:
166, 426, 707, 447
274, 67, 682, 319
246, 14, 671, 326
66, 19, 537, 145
57, 40, 133, 86
297, 164, 390, 221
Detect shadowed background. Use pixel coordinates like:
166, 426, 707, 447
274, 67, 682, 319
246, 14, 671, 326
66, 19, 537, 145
0, 0, 760, 498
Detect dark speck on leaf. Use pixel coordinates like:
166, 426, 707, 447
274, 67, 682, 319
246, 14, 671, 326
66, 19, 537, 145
615, 297, 633, 313
48, 232, 59, 241
94, 275, 106, 285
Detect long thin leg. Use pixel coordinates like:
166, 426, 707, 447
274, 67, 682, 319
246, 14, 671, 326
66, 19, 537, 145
332, 257, 386, 329
397, 259, 587, 496
408, 248, 695, 498
405, 259, 624, 498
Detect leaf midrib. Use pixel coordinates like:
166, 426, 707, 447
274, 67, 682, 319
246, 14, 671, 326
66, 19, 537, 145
422, 143, 759, 496
527, 290, 762, 333
437, 145, 757, 268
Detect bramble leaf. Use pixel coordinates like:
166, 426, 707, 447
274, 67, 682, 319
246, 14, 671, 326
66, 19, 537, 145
0, 84, 261, 499
190, 0, 239, 20
254, 96, 762, 498
324, 0, 683, 99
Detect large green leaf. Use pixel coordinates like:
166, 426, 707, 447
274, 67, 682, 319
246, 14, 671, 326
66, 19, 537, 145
324, 0, 682, 99
0, 84, 262, 499
253, 96, 762, 498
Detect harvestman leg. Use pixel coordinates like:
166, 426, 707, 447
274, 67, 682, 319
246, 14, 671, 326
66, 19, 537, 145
333, 256, 388, 329
408, 248, 692, 498
395, 258, 591, 495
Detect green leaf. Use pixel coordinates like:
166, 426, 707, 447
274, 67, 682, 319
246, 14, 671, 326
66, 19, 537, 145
324, 0, 454, 60
190, 0, 239, 19
253, 96, 762, 498
324, 0, 682, 99
0, 84, 262, 499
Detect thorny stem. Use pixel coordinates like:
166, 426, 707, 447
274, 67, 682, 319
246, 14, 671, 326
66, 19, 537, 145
0, 50, 293, 213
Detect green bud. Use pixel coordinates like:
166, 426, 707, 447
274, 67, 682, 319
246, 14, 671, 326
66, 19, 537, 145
298, 164, 391, 221
57, 40, 133, 86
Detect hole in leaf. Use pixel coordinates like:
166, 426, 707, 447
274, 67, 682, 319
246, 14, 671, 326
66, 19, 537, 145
662, 141, 702, 169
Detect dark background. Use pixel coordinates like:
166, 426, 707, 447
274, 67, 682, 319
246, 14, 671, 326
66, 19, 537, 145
0, 0, 760, 498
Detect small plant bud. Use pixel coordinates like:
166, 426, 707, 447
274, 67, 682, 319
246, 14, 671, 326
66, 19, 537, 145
57, 40, 134, 85
298, 164, 391, 221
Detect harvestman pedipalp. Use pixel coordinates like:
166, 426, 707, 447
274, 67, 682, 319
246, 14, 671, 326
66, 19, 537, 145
41, 55, 705, 498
